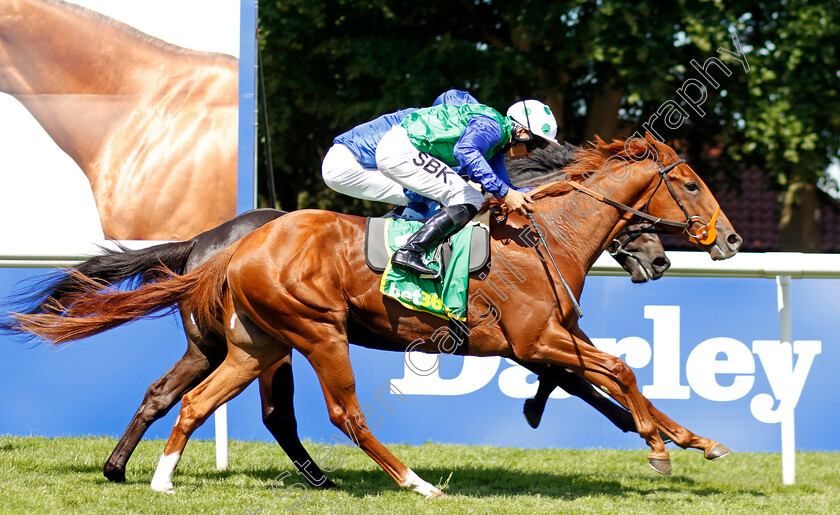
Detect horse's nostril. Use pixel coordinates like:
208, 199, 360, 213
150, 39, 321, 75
653, 256, 669, 269
727, 233, 742, 250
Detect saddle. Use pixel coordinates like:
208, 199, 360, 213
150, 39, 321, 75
364, 215, 490, 275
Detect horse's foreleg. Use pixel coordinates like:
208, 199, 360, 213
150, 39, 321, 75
549, 368, 638, 433
104, 339, 224, 482
516, 320, 669, 473
640, 398, 732, 460
521, 362, 672, 442
523, 369, 556, 429
517, 361, 637, 433
258, 357, 338, 489
305, 340, 444, 498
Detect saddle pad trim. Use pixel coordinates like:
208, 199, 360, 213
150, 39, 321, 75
365, 217, 489, 274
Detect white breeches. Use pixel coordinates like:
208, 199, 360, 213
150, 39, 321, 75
375, 127, 486, 209
321, 144, 409, 205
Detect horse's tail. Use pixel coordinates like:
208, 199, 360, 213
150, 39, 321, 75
2, 240, 197, 322
4, 243, 238, 345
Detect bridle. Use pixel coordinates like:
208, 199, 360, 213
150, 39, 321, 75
488, 156, 719, 320
607, 224, 659, 260
567, 159, 720, 246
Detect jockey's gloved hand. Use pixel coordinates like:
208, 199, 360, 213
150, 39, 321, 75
503, 188, 534, 216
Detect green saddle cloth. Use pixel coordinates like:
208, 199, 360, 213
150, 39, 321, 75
379, 218, 472, 322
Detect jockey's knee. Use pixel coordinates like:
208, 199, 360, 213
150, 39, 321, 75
460, 187, 486, 211
322, 146, 354, 191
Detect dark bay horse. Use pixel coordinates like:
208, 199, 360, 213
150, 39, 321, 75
0, 0, 237, 239
6, 135, 742, 496
5, 146, 669, 486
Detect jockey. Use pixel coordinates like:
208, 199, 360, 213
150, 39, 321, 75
322, 94, 559, 277
321, 89, 479, 206
377, 99, 559, 276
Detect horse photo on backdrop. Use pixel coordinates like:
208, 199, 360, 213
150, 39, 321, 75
0, 0, 239, 241
3, 134, 742, 497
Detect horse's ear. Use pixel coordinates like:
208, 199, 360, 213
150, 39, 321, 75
644, 131, 672, 156
644, 132, 661, 145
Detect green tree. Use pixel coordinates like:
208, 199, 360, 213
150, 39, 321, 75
727, 2, 839, 251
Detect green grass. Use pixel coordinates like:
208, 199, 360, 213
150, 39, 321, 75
0, 437, 838, 514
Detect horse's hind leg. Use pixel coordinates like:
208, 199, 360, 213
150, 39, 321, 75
302, 338, 443, 498
258, 356, 338, 489
104, 337, 225, 482
150, 340, 284, 493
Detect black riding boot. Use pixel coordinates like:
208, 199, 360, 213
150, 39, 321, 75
391, 204, 478, 277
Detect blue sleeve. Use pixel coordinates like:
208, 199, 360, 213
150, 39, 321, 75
487, 154, 515, 190
333, 108, 418, 168
453, 116, 510, 198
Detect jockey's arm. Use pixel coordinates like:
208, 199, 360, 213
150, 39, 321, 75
453, 116, 511, 199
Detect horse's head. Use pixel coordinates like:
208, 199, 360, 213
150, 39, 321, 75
609, 224, 670, 282
633, 134, 742, 260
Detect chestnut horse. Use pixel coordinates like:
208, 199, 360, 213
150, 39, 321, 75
0, 0, 237, 239
4, 146, 670, 486
8, 135, 741, 497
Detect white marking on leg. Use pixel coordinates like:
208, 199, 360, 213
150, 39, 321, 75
400, 468, 442, 498
229, 313, 237, 330
150, 451, 181, 494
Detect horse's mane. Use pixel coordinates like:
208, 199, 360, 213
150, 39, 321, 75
505, 143, 580, 188
49, 0, 236, 60
497, 136, 680, 204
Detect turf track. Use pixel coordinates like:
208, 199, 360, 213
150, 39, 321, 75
1, 436, 838, 514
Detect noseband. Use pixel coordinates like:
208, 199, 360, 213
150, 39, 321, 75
567, 159, 719, 245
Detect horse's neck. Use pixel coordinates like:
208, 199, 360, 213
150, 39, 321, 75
0, 0, 190, 168
535, 167, 654, 275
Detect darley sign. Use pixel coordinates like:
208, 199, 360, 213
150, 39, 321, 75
393, 305, 822, 427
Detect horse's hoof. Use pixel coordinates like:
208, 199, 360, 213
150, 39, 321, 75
706, 443, 733, 461
428, 489, 448, 499
150, 481, 175, 494
523, 399, 542, 429
103, 463, 126, 483
648, 457, 672, 475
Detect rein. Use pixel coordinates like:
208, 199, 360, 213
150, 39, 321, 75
566, 159, 719, 246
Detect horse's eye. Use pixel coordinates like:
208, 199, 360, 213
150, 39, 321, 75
685, 183, 699, 192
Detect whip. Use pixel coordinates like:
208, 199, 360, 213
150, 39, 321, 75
526, 212, 584, 318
